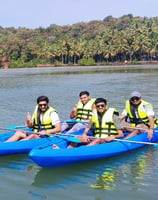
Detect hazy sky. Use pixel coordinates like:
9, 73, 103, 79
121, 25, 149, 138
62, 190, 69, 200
1, 0, 158, 28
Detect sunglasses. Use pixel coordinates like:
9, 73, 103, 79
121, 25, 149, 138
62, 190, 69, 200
96, 104, 105, 108
39, 103, 47, 107
130, 97, 140, 101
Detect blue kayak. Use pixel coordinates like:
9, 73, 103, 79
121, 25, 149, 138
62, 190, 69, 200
29, 127, 158, 168
0, 126, 86, 156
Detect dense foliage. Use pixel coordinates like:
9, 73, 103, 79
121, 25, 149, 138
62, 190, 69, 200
1, 14, 158, 68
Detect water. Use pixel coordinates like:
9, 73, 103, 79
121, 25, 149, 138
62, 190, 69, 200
0, 65, 158, 199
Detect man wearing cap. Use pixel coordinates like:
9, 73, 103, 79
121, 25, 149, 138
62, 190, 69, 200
120, 91, 158, 140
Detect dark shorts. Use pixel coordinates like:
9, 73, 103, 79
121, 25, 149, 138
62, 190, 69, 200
26, 132, 33, 136
26, 132, 49, 138
39, 135, 49, 138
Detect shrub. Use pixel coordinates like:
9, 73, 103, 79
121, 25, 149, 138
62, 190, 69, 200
78, 57, 96, 66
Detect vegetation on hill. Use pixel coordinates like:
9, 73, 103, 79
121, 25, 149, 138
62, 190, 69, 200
1, 14, 158, 68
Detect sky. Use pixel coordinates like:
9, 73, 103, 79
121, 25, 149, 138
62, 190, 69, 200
1, 0, 158, 29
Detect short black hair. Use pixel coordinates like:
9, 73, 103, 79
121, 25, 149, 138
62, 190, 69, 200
79, 91, 89, 97
95, 98, 107, 105
37, 96, 49, 104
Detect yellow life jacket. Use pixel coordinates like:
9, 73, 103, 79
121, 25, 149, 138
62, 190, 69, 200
125, 100, 158, 127
92, 108, 118, 138
76, 98, 96, 120
33, 106, 57, 132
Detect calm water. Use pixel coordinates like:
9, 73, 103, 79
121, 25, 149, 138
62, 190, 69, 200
0, 65, 158, 200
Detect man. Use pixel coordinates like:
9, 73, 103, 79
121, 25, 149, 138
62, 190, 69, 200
65, 98, 123, 148
5, 96, 61, 142
62, 91, 96, 134
120, 91, 158, 140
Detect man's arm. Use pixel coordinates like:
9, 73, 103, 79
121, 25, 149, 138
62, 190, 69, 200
119, 109, 127, 120
144, 104, 155, 140
113, 114, 122, 129
26, 112, 34, 128
40, 112, 61, 135
113, 114, 124, 138
104, 115, 124, 142
45, 123, 61, 135
81, 121, 92, 142
147, 115, 154, 140
69, 106, 77, 119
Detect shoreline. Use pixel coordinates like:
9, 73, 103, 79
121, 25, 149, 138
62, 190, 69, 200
1, 61, 158, 70
36, 60, 158, 68
1, 62, 158, 74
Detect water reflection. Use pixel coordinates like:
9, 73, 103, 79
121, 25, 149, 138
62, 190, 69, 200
30, 147, 155, 192
0, 154, 30, 171
26, 146, 158, 199
31, 162, 93, 189
91, 148, 155, 191
28, 190, 46, 200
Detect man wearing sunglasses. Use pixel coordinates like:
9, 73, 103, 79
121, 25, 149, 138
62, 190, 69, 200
120, 91, 158, 140
67, 98, 124, 147
5, 96, 61, 142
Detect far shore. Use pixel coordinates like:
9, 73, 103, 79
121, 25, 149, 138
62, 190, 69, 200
36, 60, 158, 68
1, 60, 158, 70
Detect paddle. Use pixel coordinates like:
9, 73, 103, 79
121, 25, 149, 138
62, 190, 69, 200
0, 126, 83, 143
10, 120, 156, 132
2, 120, 85, 135
7, 125, 28, 129
121, 126, 158, 132
56, 135, 81, 143
0, 127, 34, 138
0, 127, 37, 134
62, 134, 158, 147
0, 127, 57, 141
63, 119, 85, 124
55, 116, 158, 145
114, 138, 158, 146
113, 115, 158, 132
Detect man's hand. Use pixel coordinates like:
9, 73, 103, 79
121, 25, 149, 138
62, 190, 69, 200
148, 129, 154, 140
104, 135, 115, 142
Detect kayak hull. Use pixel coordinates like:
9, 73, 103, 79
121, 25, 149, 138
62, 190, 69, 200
0, 134, 60, 156
0, 129, 85, 156
29, 128, 158, 167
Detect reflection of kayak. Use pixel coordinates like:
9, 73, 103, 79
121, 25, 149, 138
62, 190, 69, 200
0, 126, 86, 156
31, 147, 153, 190
29, 127, 158, 168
